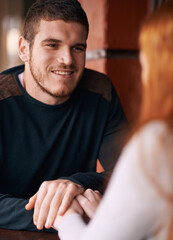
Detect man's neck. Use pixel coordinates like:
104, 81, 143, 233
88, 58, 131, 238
19, 71, 69, 105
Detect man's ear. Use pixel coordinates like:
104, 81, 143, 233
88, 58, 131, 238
18, 36, 30, 62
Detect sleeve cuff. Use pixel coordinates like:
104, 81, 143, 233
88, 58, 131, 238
58, 213, 86, 240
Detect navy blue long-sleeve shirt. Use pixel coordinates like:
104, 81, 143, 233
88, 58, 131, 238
0, 65, 128, 231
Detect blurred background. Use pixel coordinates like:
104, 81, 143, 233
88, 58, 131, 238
0, 0, 167, 124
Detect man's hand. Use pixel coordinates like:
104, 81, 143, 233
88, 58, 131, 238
25, 179, 84, 230
76, 189, 101, 218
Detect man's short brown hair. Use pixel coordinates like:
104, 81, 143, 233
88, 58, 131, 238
23, 0, 89, 46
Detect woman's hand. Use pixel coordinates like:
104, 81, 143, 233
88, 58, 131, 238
76, 189, 102, 218
53, 198, 83, 230
52, 188, 102, 230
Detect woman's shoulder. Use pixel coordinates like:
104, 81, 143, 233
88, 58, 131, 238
126, 120, 169, 154
119, 120, 171, 173
123, 120, 172, 186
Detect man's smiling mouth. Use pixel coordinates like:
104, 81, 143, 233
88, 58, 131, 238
52, 70, 74, 75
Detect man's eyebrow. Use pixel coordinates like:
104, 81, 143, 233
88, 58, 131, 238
41, 39, 87, 49
41, 39, 62, 44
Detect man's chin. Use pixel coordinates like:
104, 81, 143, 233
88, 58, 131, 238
52, 86, 77, 98
50, 90, 73, 99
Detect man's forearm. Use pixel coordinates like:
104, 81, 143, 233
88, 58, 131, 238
62, 171, 107, 194
0, 193, 55, 232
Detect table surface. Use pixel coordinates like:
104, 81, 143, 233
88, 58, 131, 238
0, 228, 59, 240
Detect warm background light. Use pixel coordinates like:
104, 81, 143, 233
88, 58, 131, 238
6, 28, 20, 56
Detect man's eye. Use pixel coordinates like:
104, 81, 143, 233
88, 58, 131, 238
47, 44, 57, 48
73, 47, 85, 52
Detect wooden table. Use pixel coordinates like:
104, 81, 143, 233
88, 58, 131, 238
0, 228, 59, 240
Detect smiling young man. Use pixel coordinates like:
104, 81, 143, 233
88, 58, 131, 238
0, 0, 128, 232
20, 19, 87, 105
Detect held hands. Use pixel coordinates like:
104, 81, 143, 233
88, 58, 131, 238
25, 178, 101, 231
53, 188, 102, 230
25, 179, 84, 230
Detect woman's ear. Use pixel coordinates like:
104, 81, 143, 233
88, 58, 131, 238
18, 36, 30, 62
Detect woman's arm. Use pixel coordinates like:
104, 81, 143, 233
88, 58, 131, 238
54, 123, 169, 240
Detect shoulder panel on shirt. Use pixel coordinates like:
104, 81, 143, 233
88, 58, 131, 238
79, 68, 112, 102
0, 73, 22, 101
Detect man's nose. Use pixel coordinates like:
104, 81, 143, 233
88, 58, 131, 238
56, 47, 73, 65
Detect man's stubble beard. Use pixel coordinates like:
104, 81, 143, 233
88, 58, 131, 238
29, 58, 63, 98
29, 55, 75, 99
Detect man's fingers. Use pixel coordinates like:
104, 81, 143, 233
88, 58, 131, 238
25, 193, 37, 210
58, 183, 84, 215
33, 186, 47, 228
45, 192, 63, 229
58, 191, 75, 216
26, 179, 85, 230
35, 190, 58, 230
35, 180, 83, 229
